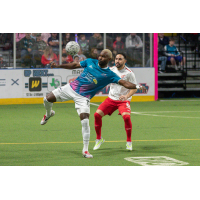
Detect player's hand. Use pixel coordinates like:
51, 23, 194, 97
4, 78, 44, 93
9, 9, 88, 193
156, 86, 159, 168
139, 86, 147, 93
50, 62, 57, 68
119, 95, 128, 101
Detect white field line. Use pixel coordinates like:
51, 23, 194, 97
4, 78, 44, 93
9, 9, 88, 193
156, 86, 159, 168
131, 112, 200, 119
132, 111, 200, 113
160, 100, 200, 101
90, 102, 200, 119
124, 156, 189, 166
90, 103, 100, 106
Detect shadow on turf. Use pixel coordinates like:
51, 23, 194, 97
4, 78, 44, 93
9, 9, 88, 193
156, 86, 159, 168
66, 147, 136, 158
66, 144, 182, 158
92, 148, 137, 156
138, 144, 184, 155
93, 144, 183, 156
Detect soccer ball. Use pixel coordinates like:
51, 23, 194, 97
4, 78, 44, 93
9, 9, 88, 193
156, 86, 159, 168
65, 41, 80, 56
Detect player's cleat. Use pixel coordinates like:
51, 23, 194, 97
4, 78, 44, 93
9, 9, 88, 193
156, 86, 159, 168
93, 138, 105, 150
126, 142, 132, 151
40, 110, 55, 125
82, 151, 93, 158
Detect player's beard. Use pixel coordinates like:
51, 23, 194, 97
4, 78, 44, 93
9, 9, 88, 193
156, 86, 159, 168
98, 60, 107, 67
116, 63, 124, 69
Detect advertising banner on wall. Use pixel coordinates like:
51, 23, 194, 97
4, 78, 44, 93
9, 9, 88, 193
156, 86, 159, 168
0, 68, 154, 104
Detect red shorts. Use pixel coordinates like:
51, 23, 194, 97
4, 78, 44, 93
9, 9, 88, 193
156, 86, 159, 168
97, 97, 131, 116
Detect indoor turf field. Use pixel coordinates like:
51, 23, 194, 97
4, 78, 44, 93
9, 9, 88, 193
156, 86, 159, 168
0, 99, 200, 166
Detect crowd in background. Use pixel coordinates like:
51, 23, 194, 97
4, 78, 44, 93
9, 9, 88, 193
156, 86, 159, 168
0, 33, 200, 69
0, 33, 147, 68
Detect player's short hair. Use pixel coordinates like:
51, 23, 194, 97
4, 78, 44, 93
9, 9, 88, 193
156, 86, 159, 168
116, 52, 127, 59
102, 49, 112, 59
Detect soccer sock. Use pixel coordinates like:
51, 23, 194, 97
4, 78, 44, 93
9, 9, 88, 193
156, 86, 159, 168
43, 97, 53, 117
81, 118, 90, 152
123, 115, 132, 142
94, 112, 102, 140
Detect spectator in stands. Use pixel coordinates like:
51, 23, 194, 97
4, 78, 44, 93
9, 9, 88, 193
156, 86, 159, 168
78, 34, 89, 55
41, 46, 58, 68
33, 34, 47, 51
73, 54, 80, 63
16, 33, 26, 43
90, 47, 99, 59
41, 33, 51, 44
0, 34, 12, 46
158, 33, 169, 47
48, 33, 60, 55
31, 33, 37, 41
0, 33, 13, 50
82, 33, 93, 41
125, 33, 143, 64
164, 38, 186, 70
32, 34, 47, 67
146, 38, 167, 73
63, 33, 74, 47
16, 33, 26, 49
125, 33, 143, 49
0, 54, 8, 68
61, 48, 73, 64
77, 48, 87, 61
113, 35, 124, 52
104, 34, 113, 50
19, 33, 36, 67
89, 33, 103, 51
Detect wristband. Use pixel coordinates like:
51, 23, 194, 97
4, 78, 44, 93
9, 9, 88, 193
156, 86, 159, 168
136, 85, 141, 89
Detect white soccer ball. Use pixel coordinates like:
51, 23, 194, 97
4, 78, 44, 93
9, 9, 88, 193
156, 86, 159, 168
65, 41, 80, 56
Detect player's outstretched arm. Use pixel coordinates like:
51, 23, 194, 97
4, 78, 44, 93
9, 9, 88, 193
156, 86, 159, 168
119, 80, 147, 93
50, 62, 81, 69
119, 89, 137, 101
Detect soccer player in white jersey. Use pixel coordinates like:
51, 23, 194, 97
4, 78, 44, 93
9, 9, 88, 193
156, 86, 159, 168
93, 53, 142, 151
40, 49, 147, 158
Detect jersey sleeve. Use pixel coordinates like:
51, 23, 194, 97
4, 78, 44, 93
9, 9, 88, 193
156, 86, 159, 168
110, 72, 121, 84
80, 59, 88, 68
80, 58, 94, 68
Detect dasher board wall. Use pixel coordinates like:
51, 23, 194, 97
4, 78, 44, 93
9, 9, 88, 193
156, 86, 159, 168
0, 68, 155, 105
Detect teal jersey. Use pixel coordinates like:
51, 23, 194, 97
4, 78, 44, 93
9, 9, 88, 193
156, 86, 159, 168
70, 58, 121, 99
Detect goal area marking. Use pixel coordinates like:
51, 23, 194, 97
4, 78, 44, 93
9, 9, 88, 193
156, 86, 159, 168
124, 156, 189, 166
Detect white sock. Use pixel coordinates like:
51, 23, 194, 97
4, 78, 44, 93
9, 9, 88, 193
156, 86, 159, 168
127, 141, 132, 146
43, 97, 53, 117
81, 118, 90, 152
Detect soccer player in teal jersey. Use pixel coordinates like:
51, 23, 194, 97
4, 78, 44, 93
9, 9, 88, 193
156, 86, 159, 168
40, 49, 146, 158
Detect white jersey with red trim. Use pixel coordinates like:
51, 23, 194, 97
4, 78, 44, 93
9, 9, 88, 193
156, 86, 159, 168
108, 66, 137, 101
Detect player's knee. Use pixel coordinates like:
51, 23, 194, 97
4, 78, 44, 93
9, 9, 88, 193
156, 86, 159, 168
81, 118, 90, 132
94, 112, 102, 119
123, 114, 131, 123
46, 92, 56, 102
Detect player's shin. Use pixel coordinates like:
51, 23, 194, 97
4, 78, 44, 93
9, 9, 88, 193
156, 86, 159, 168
94, 112, 102, 139
81, 118, 90, 152
123, 115, 132, 142
43, 97, 53, 117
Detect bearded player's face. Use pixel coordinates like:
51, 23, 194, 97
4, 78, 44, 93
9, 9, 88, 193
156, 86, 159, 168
115, 54, 126, 69
98, 51, 110, 66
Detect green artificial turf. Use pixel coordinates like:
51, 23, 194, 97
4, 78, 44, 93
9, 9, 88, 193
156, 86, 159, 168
0, 99, 200, 166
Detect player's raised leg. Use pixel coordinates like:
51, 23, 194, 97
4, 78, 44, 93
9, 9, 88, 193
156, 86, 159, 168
40, 92, 56, 125
122, 112, 132, 150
